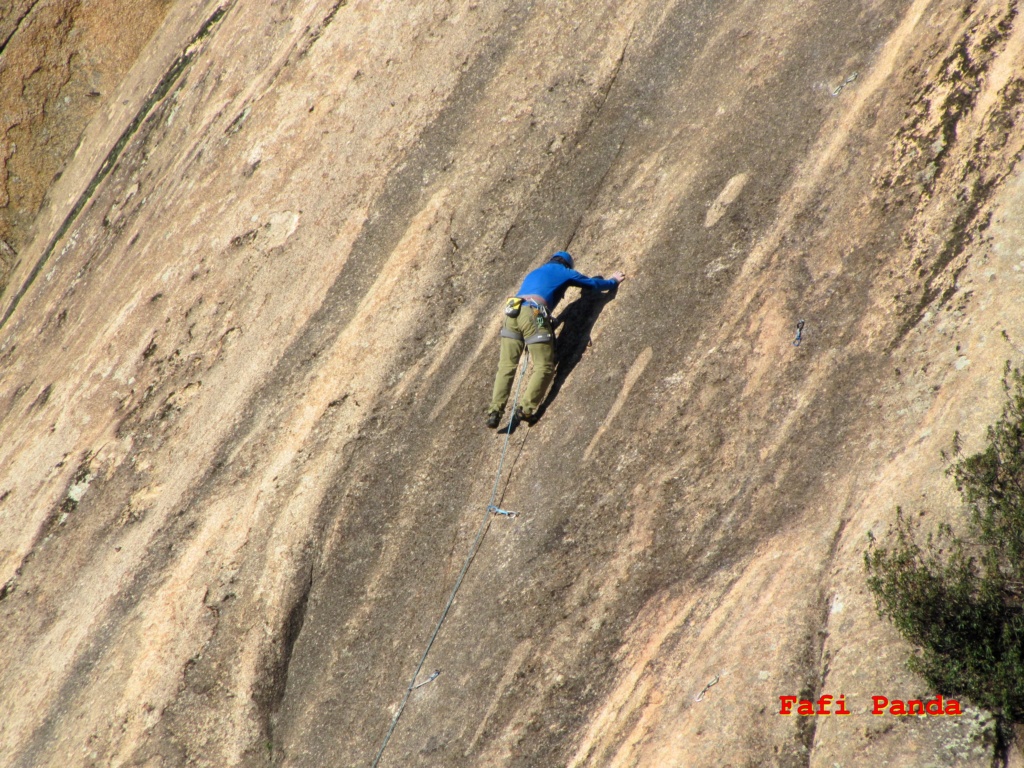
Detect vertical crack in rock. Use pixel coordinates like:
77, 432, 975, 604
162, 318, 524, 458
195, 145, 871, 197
797, 516, 849, 766
572, 21, 634, 154
256, 562, 314, 761
559, 26, 633, 253
0, 1, 235, 331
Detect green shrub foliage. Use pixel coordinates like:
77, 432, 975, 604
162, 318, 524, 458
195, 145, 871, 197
865, 366, 1024, 722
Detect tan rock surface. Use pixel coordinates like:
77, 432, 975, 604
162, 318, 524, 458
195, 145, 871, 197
1, 0, 1024, 766
0, 0, 172, 285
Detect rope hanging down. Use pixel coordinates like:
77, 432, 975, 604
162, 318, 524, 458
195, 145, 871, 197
370, 351, 530, 768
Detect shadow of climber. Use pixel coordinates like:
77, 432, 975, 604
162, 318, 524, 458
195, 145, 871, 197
535, 283, 619, 420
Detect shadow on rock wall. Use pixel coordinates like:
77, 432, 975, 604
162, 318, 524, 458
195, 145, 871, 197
540, 285, 620, 420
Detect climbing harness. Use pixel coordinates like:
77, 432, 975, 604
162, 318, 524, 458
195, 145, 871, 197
371, 351, 530, 768
501, 326, 553, 345
521, 298, 548, 317
695, 674, 720, 702
793, 319, 805, 347
500, 326, 524, 341
499, 301, 553, 345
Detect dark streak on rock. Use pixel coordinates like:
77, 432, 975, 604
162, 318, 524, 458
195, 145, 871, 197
0, 1, 236, 332
230, 227, 260, 247
0, 0, 42, 60
262, 564, 314, 747
225, 105, 250, 135
296, 0, 348, 61
29, 382, 51, 410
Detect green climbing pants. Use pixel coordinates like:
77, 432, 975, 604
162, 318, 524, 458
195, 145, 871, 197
488, 307, 555, 416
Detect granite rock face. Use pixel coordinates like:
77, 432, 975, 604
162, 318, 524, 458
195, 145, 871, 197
1, 1, 1024, 766
0, 0, 171, 285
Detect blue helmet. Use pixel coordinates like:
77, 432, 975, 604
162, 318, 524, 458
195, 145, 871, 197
550, 250, 574, 269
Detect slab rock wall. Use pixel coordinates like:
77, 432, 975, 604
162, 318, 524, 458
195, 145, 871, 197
1, 0, 1024, 767
0, 0, 172, 286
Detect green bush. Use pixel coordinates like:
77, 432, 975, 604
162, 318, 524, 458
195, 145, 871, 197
865, 365, 1024, 722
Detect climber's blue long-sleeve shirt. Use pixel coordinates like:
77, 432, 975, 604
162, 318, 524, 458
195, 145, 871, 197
517, 262, 618, 311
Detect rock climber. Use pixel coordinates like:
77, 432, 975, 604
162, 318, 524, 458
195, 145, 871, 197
486, 251, 625, 428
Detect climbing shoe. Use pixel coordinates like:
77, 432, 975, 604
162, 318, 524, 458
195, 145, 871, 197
515, 406, 538, 425
485, 410, 501, 429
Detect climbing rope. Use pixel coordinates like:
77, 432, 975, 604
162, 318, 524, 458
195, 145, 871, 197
370, 351, 530, 768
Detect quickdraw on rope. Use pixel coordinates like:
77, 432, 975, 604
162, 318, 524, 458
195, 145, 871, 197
412, 670, 440, 689
695, 674, 720, 702
371, 350, 530, 768
793, 319, 805, 347
488, 505, 518, 517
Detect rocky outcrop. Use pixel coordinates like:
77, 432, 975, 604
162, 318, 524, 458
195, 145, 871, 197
0, 0, 171, 286
1, 0, 1023, 766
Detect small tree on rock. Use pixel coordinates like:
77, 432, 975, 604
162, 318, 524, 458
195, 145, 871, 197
865, 365, 1024, 723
